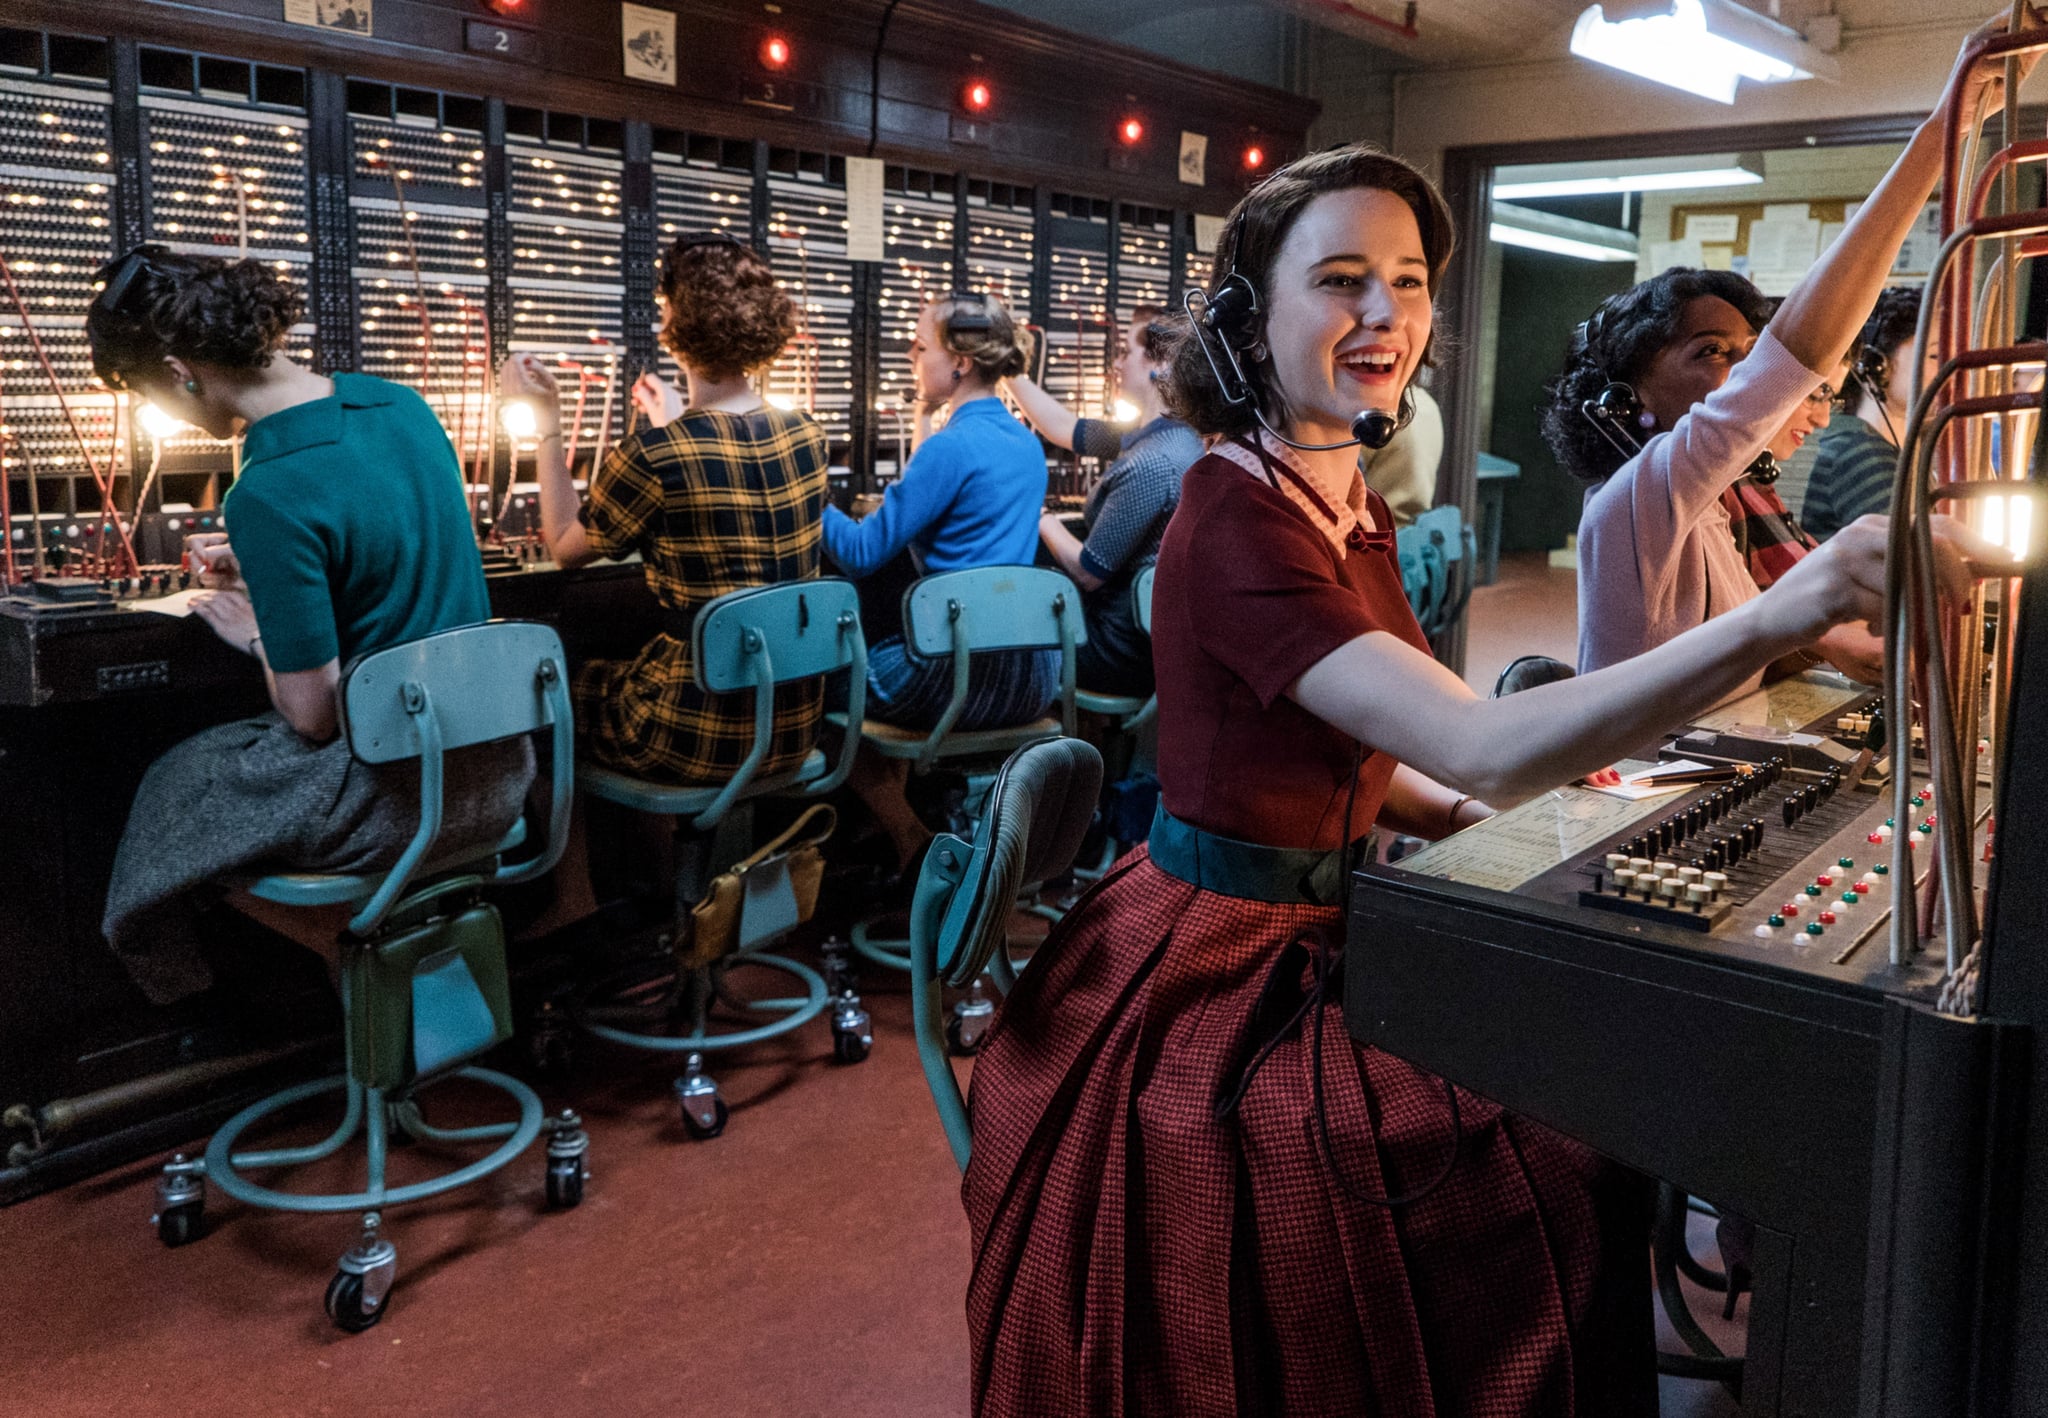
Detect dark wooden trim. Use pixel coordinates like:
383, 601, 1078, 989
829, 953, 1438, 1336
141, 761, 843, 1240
305, 69, 356, 377
8, 0, 1315, 215
621, 120, 658, 382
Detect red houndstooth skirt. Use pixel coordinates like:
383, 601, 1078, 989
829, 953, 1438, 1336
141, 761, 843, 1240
963, 852, 1657, 1416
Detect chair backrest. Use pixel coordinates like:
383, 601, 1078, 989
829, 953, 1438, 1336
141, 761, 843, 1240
1396, 504, 1475, 644
339, 619, 575, 935
686, 578, 867, 825
1133, 563, 1156, 636
906, 737, 1104, 1171
899, 565, 1087, 761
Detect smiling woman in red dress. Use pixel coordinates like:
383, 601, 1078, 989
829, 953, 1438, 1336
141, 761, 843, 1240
959, 141, 1981, 1416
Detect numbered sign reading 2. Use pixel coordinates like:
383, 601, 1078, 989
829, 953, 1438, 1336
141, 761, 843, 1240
465, 19, 538, 59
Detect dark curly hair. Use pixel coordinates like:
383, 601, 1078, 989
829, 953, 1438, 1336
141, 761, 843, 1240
86, 246, 302, 389
657, 235, 797, 382
1540, 267, 1774, 485
929, 291, 1034, 382
1161, 142, 1456, 439
1128, 305, 1179, 365
1851, 285, 1922, 403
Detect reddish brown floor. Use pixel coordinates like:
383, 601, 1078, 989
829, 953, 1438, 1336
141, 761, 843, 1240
4, 565, 1753, 1417
1463, 550, 1580, 693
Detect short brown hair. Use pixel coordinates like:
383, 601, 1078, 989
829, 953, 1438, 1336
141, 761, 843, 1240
1162, 143, 1456, 439
87, 248, 301, 387
930, 291, 1034, 382
657, 236, 797, 381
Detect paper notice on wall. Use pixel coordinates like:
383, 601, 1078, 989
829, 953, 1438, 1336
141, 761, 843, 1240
1684, 213, 1740, 243
845, 156, 885, 263
1193, 213, 1226, 253
1178, 131, 1208, 186
285, 0, 371, 34
1745, 218, 1820, 294
1702, 244, 1734, 271
619, 3, 675, 85
1893, 203, 1940, 276
1764, 202, 1812, 222
1647, 237, 1705, 273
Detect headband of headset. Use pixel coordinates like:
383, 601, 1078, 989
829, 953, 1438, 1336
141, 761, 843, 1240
939, 290, 994, 342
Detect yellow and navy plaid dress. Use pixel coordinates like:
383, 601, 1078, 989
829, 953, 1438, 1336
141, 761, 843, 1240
573, 408, 829, 784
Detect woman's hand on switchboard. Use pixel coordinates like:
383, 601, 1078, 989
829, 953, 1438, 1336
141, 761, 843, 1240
630, 372, 683, 427
183, 531, 243, 592
191, 588, 259, 657
497, 354, 563, 435
1757, 514, 1985, 651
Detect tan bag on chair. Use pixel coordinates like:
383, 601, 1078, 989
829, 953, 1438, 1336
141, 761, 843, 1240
683, 805, 836, 969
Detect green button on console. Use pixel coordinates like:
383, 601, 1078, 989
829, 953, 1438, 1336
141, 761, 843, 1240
1806, 921, 1825, 936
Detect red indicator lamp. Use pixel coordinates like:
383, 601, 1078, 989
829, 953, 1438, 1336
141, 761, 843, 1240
961, 78, 993, 114
1118, 115, 1144, 146
481, 0, 525, 13
1243, 144, 1265, 171
759, 34, 792, 70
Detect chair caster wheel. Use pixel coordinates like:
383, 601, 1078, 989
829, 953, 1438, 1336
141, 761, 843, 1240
155, 1201, 203, 1248
831, 991, 872, 1065
544, 1110, 589, 1209
327, 1212, 397, 1334
675, 1054, 727, 1139
546, 1155, 586, 1208
947, 977, 995, 1057
152, 1153, 206, 1247
325, 1270, 386, 1333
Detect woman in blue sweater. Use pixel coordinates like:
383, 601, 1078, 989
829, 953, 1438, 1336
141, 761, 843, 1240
824, 292, 1052, 874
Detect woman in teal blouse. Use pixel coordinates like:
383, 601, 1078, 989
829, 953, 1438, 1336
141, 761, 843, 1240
89, 247, 530, 1004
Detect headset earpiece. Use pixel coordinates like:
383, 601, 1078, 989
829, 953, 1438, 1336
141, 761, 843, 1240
1580, 380, 1648, 461
1854, 345, 1893, 403
941, 291, 993, 343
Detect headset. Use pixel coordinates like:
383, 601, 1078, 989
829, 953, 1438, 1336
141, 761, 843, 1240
1182, 270, 1410, 452
87, 244, 176, 390
1572, 305, 1779, 482
1851, 340, 1904, 444
937, 290, 994, 342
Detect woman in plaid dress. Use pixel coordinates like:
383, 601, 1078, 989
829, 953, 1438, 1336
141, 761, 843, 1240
502, 233, 829, 784
961, 142, 1980, 1416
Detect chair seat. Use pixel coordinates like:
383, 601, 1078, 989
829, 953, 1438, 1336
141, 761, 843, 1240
1075, 688, 1147, 718
243, 817, 530, 909
576, 748, 829, 814
828, 711, 1062, 761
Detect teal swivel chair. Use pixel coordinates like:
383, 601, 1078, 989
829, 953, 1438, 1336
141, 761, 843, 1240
907, 738, 1102, 1169
1069, 563, 1157, 881
152, 619, 577, 1334
569, 579, 868, 1139
836, 565, 1085, 978
1396, 504, 1476, 646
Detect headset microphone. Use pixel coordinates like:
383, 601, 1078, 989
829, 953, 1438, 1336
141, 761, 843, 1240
1353, 408, 1399, 450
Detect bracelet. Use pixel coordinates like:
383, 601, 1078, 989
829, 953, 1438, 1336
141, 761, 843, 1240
1445, 795, 1472, 834
246, 633, 262, 656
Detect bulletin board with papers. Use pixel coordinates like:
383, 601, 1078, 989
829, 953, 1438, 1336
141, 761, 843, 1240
1646, 200, 1937, 297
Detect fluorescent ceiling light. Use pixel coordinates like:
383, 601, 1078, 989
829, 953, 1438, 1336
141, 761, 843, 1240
1494, 153, 1764, 200
1570, 0, 1840, 105
1490, 201, 1639, 263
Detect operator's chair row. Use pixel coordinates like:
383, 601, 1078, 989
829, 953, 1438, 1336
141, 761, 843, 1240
149, 564, 1108, 1335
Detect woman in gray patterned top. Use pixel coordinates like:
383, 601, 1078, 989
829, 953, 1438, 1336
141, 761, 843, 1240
1008, 308, 1204, 696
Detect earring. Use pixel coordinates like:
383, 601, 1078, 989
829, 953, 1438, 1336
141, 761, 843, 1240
1636, 409, 1656, 430
1247, 341, 1269, 363
183, 379, 199, 394
1148, 370, 1161, 383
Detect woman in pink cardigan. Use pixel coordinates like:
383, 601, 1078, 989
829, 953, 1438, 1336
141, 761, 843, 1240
1543, 16, 2029, 687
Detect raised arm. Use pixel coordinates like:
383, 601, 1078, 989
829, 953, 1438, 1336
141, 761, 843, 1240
1294, 517, 1976, 805
823, 436, 959, 578
1771, 10, 2041, 373
1002, 374, 1078, 450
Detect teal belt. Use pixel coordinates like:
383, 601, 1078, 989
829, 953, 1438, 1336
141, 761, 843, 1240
1145, 804, 1369, 907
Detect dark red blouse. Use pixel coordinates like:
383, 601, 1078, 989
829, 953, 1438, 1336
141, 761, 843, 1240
1151, 452, 1431, 851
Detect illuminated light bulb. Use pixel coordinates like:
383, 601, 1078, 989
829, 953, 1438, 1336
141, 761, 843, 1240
962, 79, 994, 114
1244, 145, 1265, 170
138, 403, 186, 438
1112, 398, 1141, 422
1119, 117, 1145, 145
760, 34, 792, 70
765, 393, 797, 411
500, 401, 538, 439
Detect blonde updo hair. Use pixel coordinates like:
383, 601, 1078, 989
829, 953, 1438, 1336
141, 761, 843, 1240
927, 291, 1035, 383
